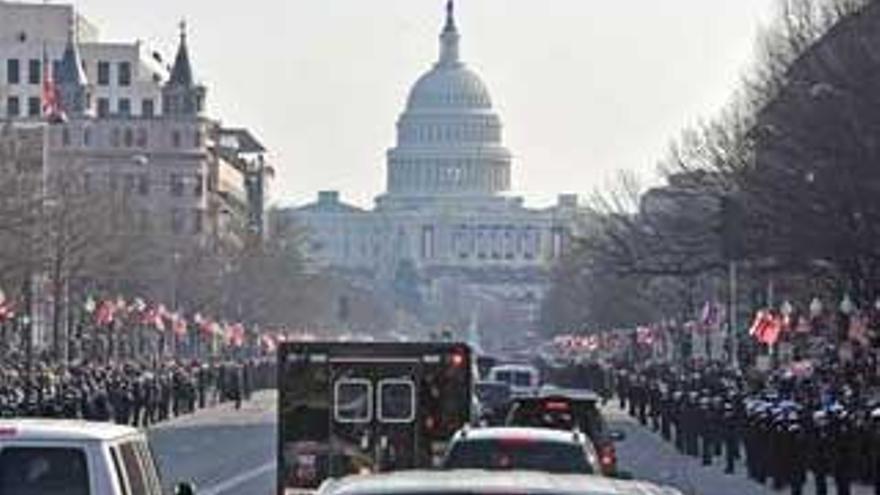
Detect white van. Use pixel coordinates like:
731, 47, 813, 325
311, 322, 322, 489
488, 364, 540, 398
0, 419, 195, 495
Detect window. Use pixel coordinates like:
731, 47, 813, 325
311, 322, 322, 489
117, 442, 149, 495
171, 130, 181, 148
141, 98, 154, 117
110, 127, 121, 147
136, 128, 148, 148
444, 439, 591, 474
97, 61, 110, 86
138, 174, 150, 195
118, 98, 131, 116
194, 130, 203, 147
193, 173, 203, 197
83, 127, 92, 147
28, 58, 40, 84
171, 208, 185, 234
118, 61, 131, 86
97, 98, 110, 117
6, 96, 19, 117
61, 127, 71, 146
421, 225, 435, 259
27, 96, 40, 117
109, 447, 128, 495
7, 59, 19, 84
170, 174, 184, 197
378, 379, 415, 423
192, 209, 203, 234
334, 379, 372, 423
0, 447, 91, 495
123, 128, 134, 147
82, 172, 92, 193
124, 174, 136, 195
138, 209, 152, 233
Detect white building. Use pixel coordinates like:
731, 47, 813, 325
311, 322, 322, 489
0, 2, 272, 356
0, 1, 166, 120
286, 2, 582, 342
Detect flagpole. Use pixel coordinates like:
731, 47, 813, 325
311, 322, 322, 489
729, 260, 739, 370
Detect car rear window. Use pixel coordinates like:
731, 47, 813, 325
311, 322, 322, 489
444, 438, 592, 474
507, 400, 606, 441
0, 446, 90, 495
512, 372, 533, 387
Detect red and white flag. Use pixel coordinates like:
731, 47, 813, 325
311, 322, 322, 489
95, 299, 116, 326
849, 314, 870, 346
41, 45, 64, 123
749, 310, 783, 345
171, 313, 188, 337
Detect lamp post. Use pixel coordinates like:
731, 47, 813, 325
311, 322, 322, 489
83, 296, 96, 362
839, 294, 856, 347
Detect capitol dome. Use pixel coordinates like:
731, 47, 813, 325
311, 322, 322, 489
406, 65, 493, 111
384, 0, 512, 201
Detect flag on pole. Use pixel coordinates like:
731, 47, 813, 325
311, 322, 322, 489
749, 310, 783, 345
700, 301, 725, 332
41, 45, 64, 123
95, 299, 116, 326
849, 314, 870, 346
171, 313, 187, 337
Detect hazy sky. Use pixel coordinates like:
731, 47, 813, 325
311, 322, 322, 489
75, 0, 776, 207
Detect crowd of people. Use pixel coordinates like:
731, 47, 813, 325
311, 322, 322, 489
610, 359, 880, 495
0, 355, 276, 426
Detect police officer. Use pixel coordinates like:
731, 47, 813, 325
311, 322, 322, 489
869, 407, 880, 495
831, 407, 854, 495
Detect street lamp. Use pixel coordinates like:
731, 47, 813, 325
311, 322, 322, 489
781, 301, 795, 318
840, 294, 857, 315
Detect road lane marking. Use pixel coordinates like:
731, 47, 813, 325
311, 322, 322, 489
201, 461, 275, 495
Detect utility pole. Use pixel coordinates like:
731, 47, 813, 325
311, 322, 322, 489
729, 261, 738, 369
721, 195, 744, 370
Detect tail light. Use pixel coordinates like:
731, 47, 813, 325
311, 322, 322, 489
450, 352, 466, 368
544, 400, 570, 412
599, 444, 617, 474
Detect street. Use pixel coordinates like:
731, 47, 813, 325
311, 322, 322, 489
149, 391, 277, 495
150, 392, 876, 495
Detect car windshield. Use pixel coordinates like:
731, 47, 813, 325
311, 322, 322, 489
476, 384, 511, 405
444, 439, 592, 474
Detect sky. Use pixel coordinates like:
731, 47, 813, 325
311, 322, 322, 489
74, 0, 776, 208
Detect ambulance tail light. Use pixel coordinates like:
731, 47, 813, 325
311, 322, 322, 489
449, 351, 466, 368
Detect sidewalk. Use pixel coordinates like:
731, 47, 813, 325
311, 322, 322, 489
149, 390, 277, 430
603, 402, 872, 495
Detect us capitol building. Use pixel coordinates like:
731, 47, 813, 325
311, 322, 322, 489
285, 2, 582, 341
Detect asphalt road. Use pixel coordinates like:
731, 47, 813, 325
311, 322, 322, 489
149, 391, 277, 495
151, 390, 871, 495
